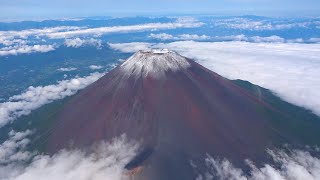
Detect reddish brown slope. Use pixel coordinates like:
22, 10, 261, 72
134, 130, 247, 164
48, 50, 285, 179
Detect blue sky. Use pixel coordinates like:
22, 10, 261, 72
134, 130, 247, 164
1, 0, 320, 19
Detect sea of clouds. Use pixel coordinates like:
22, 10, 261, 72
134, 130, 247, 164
109, 41, 320, 116
149, 33, 320, 43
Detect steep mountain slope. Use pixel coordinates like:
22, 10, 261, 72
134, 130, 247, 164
47, 49, 308, 179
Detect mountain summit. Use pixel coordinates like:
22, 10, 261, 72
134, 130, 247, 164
48, 50, 295, 179
120, 49, 190, 78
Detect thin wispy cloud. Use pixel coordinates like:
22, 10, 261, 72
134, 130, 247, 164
57, 67, 77, 72
47, 18, 203, 39
149, 33, 210, 41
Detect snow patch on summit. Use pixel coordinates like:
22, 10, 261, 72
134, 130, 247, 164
120, 49, 190, 79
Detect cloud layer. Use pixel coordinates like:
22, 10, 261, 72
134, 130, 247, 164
149, 33, 320, 43
0, 18, 203, 41
0, 72, 104, 127
109, 41, 320, 116
0, 26, 83, 41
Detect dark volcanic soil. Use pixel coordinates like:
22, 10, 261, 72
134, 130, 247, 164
47, 50, 304, 179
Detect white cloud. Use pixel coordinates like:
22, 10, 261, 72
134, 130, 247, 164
0, 26, 84, 41
204, 149, 320, 180
89, 65, 103, 70
0, 133, 138, 180
108, 41, 320, 116
149, 33, 174, 40
47, 19, 203, 39
308, 38, 320, 43
249, 35, 285, 43
149, 33, 210, 41
109, 42, 153, 53
64, 38, 102, 48
0, 18, 203, 44
0, 72, 104, 127
1, 129, 320, 180
0, 38, 27, 46
57, 67, 77, 72
178, 34, 210, 40
0, 130, 34, 164
149, 33, 296, 43
0, 45, 55, 56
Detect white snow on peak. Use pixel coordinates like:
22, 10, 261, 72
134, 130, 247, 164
150, 48, 170, 54
120, 49, 190, 79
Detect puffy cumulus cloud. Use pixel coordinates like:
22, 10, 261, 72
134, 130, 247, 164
0, 130, 34, 164
64, 38, 102, 48
0, 133, 138, 180
57, 67, 77, 72
0, 45, 55, 56
203, 149, 320, 180
109, 42, 153, 53
0, 38, 27, 46
0, 72, 104, 127
149, 33, 174, 40
89, 65, 103, 70
108, 41, 320, 116
212, 18, 317, 31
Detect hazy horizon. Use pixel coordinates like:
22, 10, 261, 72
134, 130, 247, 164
1, 0, 320, 21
